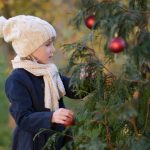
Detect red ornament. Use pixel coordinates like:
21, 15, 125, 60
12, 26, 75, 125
108, 37, 126, 53
64, 118, 75, 127
85, 15, 95, 29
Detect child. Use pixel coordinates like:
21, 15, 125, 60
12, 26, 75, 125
0, 15, 79, 150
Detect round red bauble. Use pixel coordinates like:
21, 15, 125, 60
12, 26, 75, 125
108, 37, 126, 53
64, 119, 75, 127
85, 15, 95, 29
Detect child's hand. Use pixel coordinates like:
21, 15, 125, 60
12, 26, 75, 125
52, 108, 75, 126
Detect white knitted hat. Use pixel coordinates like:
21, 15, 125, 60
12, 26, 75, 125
0, 15, 56, 57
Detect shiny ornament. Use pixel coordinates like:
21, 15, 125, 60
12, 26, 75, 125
64, 118, 75, 127
108, 37, 126, 53
85, 15, 95, 29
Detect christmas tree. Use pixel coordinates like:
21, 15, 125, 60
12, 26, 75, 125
45, 0, 150, 149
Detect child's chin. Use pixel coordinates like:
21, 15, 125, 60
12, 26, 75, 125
48, 59, 54, 63
39, 61, 47, 64
42, 59, 51, 64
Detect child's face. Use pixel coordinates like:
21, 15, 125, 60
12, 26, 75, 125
32, 39, 55, 64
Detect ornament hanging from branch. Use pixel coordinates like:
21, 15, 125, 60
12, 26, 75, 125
108, 37, 126, 53
85, 15, 96, 29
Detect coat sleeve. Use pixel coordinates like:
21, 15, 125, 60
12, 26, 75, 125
60, 75, 81, 99
5, 76, 54, 134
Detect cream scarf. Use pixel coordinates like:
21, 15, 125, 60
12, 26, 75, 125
11, 56, 66, 111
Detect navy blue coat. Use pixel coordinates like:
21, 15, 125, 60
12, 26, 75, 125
5, 68, 78, 150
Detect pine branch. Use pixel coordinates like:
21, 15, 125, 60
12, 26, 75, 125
143, 98, 150, 132
103, 119, 114, 150
122, 78, 149, 84
118, 6, 150, 15
33, 128, 74, 141
128, 117, 139, 136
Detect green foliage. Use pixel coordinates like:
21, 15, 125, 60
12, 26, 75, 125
59, 0, 150, 149
62, 42, 104, 98
72, 0, 150, 62
0, 49, 12, 150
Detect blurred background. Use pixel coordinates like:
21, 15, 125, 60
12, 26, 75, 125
0, 0, 84, 149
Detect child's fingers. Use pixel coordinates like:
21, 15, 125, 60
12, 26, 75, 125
57, 120, 66, 125
54, 116, 72, 125
52, 108, 75, 124
65, 110, 74, 119
59, 108, 75, 118
62, 116, 73, 122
